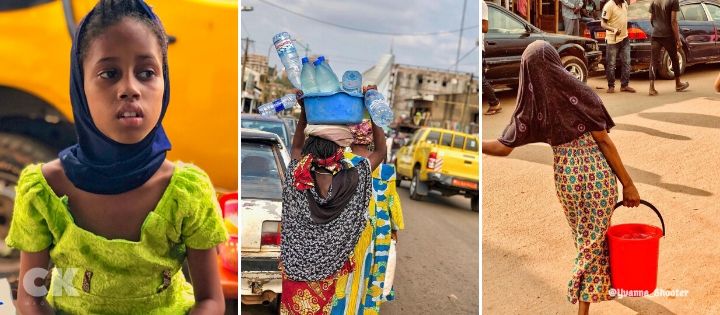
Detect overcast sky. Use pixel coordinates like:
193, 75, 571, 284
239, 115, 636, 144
241, 0, 479, 77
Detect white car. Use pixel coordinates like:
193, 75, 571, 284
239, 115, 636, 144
240, 128, 290, 310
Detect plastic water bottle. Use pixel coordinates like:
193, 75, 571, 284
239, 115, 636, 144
341, 71, 362, 94
364, 90, 394, 127
313, 56, 341, 93
300, 57, 319, 93
272, 32, 302, 89
258, 94, 297, 116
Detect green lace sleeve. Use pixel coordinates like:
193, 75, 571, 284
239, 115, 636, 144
177, 164, 228, 250
5, 165, 53, 252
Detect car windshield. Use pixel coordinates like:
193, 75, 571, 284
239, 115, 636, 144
628, 1, 651, 19
241, 119, 289, 147
240, 141, 282, 200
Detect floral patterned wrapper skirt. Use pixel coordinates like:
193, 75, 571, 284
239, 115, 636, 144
552, 132, 619, 304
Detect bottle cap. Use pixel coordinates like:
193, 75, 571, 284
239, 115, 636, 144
302, 57, 309, 64
313, 59, 322, 66
318, 56, 326, 62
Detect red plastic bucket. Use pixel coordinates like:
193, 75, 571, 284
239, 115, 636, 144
607, 200, 665, 294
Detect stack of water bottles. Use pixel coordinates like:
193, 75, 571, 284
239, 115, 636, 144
258, 32, 393, 127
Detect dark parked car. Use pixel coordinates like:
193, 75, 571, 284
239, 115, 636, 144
484, 2, 602, 86
241, 114, 292, 150
585, 0, 720, 79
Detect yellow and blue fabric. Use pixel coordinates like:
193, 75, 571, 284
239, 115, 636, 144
330, 163, 404, 314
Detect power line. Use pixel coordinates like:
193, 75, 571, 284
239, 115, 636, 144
449, 45, 478, 70
257, 0, 478, 36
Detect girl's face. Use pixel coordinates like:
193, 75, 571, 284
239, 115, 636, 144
83, 17, 164, 144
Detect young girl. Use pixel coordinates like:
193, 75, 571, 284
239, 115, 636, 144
482, 41, 640, 315
6, 1, 227, 314
279, 91, 387, 314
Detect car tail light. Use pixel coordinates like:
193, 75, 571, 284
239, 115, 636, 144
218, 192, 238, 272
261, 221, 281, 246
583, 28, 592, 39
628, 27, 648, 40
427, 151, 437, 169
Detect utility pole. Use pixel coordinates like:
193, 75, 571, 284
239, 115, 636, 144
454, 0, 468, 72
240, 37, 254, 113
459, 72, 473, 132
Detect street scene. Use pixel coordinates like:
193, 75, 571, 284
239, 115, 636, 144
483, 64, 720, 314
244, 187, 479, 314
241, 0, 480, 314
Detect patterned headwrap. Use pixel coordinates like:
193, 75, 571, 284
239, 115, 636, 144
349, 119, 373, 145
292, 148, 352, 191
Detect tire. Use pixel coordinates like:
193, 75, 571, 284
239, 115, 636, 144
658, 48, 686, 80
471, 195, 479, 212
409, 167, 424, 201
270, 293, 281, 314
0, 133, 55, 262
561, 55, 588, 83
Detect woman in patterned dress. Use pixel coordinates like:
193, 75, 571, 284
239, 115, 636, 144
279, 91, 388, 315
329, 118, 405, 314
482, 41, 641, 315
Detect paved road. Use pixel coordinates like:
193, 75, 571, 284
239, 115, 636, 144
483, 64, 720, 314
244, 184, 480, 314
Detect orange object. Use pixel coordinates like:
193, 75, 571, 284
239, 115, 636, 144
607, 200, 665, 295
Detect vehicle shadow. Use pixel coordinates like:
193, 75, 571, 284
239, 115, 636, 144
505, 145, 712, 197
637, 112, 720, 129
396, 181, 474, 212
613, 123, 691, 141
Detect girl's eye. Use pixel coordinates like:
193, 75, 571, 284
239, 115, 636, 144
138, 70, 156, 80
99, 70, 117, 79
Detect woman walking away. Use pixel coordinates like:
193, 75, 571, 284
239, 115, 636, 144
482, 40, 640, 315
279, 90, 387, 315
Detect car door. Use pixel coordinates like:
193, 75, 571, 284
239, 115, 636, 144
679, 2, 716, 61
702, 2, 720, 59
396, 129, 424, 177
485, 4, 541, 85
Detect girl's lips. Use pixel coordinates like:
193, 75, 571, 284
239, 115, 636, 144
117, 116, 143, 127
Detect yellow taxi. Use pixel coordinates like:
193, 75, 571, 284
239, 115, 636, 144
395, 127, 480, 211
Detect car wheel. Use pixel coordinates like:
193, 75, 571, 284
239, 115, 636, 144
561, 55, 588, 83
409, 167, 424, 201
471, 195, 479, 212
659, 48, 686, 80
0, 133, 55, 278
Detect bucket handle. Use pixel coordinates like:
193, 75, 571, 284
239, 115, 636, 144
612, 200, 665, 237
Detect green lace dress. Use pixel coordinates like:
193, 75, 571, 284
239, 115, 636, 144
5, 162, 228, 314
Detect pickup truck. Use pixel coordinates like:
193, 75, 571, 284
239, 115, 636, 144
395, 127, 480, 211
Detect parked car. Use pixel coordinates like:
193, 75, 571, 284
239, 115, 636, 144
394, 127, 480, 211
484, 2, 602, 85
585, 0, 720, 79
240, 128, 290, 310
241, 114, 292, 150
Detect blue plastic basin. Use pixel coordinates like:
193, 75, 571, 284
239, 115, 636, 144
301, 91, 364, 125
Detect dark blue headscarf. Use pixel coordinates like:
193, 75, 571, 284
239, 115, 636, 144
59, 1, 171, 195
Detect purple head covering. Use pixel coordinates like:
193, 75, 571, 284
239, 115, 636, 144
498, 40, 615, 147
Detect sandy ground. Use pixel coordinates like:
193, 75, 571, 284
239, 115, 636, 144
482, 65, 720, 314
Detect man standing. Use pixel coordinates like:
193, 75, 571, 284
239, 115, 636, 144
482, 0, 501, 115
561, 0, 583, 36
649, 0, 689, 95
602, 0, 636, 93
